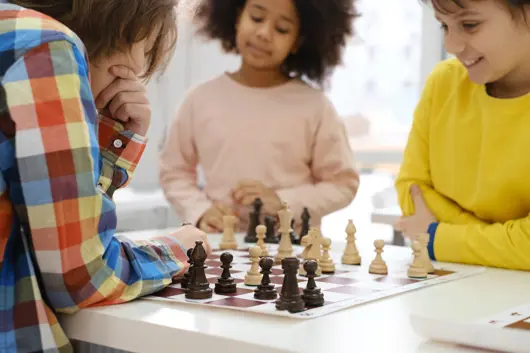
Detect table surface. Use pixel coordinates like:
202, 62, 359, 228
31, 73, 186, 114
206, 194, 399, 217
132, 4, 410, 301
59, 229, 530, 353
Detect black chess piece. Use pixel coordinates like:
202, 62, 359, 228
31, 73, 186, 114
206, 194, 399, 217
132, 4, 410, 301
275, 257, 305, 313
300, 207, 310, 238
264, 216, 279, 244
254, 257, 277, 300
245, 198, 263, 243
181, 248, 193, 288
215, 252, 237, 294
301, 260, 324, 307
185, 241, 213, 299
290, 219, 300, 245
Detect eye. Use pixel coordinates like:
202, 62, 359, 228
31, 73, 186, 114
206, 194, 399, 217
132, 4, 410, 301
251, 15, 263, 23
276, 27, 289, 34
462, 22, 479, 30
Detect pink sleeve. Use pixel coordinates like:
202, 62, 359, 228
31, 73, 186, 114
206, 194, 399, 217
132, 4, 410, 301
276, 96, 360, 223
159, 95, 212, 226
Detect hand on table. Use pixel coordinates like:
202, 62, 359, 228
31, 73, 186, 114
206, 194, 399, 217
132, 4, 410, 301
169, 223, 212, 256
198, 203, 236, 233
232, 180, 283, 216
393, 184, 437, 238
95, 65, 151, 136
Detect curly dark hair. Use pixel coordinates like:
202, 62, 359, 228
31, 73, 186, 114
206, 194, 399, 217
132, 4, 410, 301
194, 0, 359, 87
423, 0, 530, 16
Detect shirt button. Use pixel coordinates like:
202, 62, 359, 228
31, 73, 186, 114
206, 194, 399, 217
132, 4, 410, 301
113, 139, 123, 148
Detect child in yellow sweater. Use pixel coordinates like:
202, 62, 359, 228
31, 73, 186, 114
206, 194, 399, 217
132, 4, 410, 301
394, 0, 530, 271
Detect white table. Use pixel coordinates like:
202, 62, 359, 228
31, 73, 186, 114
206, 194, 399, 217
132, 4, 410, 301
59, 230, 530, 353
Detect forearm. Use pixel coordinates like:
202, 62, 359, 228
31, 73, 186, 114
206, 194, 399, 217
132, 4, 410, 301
428, 219, 530, 271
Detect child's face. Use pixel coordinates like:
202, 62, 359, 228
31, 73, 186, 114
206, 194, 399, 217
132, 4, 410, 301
235, 0, 300, 72
435, 0, 530, 86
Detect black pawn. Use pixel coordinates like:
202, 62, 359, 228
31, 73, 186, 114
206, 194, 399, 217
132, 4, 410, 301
215, 252, 237, 294
254, 257, 277, 300
185, 241, 213, 300
181, 248, 193, 288
275, 257, 305, 313
245, 198, 262, 243
301, 260, 324, 307
264, 216, 279, 244
300, 207, 310, 238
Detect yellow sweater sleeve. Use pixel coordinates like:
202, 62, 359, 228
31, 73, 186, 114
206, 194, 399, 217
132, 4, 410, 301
433, 219, 530, 271
395, 65, 487, 226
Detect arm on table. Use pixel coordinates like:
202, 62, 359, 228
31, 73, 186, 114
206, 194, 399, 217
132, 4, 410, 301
159, 93, 212, 226
276, 96, 359, 222
395, 70, 486, 226
429, 218, 530, 271
3, 40, 196, 313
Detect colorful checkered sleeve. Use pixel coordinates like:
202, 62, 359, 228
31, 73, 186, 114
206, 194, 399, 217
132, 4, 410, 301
2, 37, 188, 313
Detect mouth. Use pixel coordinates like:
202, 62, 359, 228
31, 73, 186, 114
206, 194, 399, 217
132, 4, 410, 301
461, 57, 484, 68
247, 43, 270, 56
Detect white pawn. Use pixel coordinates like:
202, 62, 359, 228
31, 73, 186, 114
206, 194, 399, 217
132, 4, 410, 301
369, 239, 388, 275
342, 220, 361, 265
219, 215, 238, 250
408, 241, 428, 279
256, 225, 268, 256
320, 237, 335, 274
418, 233, 435, 274
244, 246, 263, 286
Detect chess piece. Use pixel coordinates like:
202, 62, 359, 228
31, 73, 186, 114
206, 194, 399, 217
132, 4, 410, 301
264, 216, 279, 243
301, 260, 324, 307
299, 228, 322, 276
256, 224, 268, 256
275, 257, 305, 313
219, 215, 238, 250
254, 257, 278, 300
274, 202, 294, 264
300, 207, 310, 238
408, 241, 428, 279
418, 233, 435, 274
342, 220, 361, 265
319, 237, 335, 274
185, 241, 213, 299
215, 252, 237, 294
369, 239, 388, 275
244, 246, 263, 286
245, 198, 262, 243
180, 248, 193, 288
289, 219, 299, 244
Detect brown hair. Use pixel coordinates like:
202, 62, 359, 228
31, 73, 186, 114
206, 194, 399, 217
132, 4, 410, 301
10, 0, 179, 79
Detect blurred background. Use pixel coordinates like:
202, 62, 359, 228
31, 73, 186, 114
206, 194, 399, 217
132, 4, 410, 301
114, 0, 447, 245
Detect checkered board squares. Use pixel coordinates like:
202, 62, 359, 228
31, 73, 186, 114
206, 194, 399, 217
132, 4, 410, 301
478, 302, 530, 331
144, 245, 485, 319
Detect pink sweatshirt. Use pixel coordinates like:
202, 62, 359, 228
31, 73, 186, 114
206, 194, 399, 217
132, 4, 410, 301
159, 74, 360, 231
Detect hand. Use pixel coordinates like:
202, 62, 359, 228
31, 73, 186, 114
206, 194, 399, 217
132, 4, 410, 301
95, 65, 151, 136
197, 203, 236, 233
394, 184, 437, 238
231, 180, 282, 216
169, 223, 212, 256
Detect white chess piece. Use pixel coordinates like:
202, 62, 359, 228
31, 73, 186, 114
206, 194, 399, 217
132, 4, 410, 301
244, 246, 263, 286
408, 241, 428, 279
256, 225, 268, 256
418, 233, 435, 274
342, 220, 361, 265
320, 237, 335, 273
219, 215, 238, 250
274, 202, 293, 263
369, 239, 388, 275
299, 228, 322, 276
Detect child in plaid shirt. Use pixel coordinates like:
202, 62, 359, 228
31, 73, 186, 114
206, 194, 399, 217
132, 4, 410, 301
0, 1, 209, 352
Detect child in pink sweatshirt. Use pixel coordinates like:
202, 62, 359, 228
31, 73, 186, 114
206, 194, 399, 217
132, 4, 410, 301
159, 0, 360, 233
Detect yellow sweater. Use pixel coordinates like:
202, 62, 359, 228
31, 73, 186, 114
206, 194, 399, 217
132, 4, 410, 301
395, 58, 530, 271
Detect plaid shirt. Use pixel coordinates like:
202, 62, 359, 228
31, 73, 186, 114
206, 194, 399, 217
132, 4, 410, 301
1, 4, 189, 352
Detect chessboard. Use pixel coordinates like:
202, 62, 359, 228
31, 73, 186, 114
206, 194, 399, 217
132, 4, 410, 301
144, 242, 484, 319
478, 302, 530, 331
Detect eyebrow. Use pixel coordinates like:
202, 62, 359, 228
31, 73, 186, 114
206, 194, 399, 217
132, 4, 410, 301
250, 4, 296, 24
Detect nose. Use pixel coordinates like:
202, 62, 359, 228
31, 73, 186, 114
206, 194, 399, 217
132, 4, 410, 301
443, 30, 466, 56
256, 22, 273, 42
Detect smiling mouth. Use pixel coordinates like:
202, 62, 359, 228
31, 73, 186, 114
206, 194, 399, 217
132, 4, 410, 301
247, 43, 270, 56
462, 57, 484, 68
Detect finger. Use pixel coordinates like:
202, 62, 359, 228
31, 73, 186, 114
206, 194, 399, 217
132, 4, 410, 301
108, 91, 149, 118
109, 65, 138, 80
114, 103, 151, 123
215, 203, 234, 215
240, 193, 261, 206
95, 78, 145, 110
208, 216, 224, 232
232, 187, 258, 202
236, 179, 262, 189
